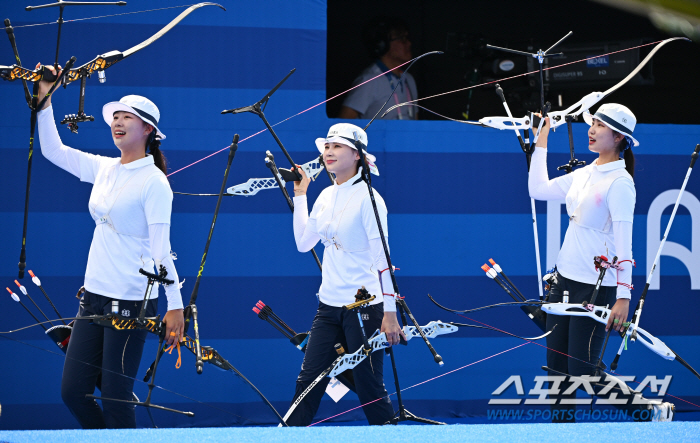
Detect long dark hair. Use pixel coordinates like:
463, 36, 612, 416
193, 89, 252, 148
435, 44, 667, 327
147, 129, 168, 176
615, 133, 635, 178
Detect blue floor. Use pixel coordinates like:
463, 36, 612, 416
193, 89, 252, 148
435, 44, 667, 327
1, 422, 699, 443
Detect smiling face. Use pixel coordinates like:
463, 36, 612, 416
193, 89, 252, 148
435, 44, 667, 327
323, 142, 360, 182
111, 111, 153, 153
588, 118, 624, 156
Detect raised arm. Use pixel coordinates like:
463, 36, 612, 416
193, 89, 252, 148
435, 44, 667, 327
528, 117, 572, 200
37, 105, 87, 178
36, 64, 101, 182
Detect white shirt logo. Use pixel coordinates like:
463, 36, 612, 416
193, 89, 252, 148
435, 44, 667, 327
121, 309, 131, 317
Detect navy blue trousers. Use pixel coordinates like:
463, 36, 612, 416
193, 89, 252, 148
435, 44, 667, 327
61, 290, 157, 429
286, 301, 394, 426
546, 272, 648, 422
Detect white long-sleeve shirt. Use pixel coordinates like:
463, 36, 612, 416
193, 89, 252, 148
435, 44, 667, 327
38, 105, 183, 310
293, 168, 396, 311
529, 147, 635, 299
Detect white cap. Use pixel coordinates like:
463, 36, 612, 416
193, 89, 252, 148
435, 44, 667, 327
102, 95, 166, 140
315, 123, 379, 175
583, 103, 638, 147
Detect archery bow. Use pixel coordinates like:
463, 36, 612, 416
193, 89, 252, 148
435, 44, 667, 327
492, 84, 546, 301
351, 51, 448, 367
428, 286, 700, 382
1, 269, 288, 426
381, 37, 690, 134
88, 265, 288, 425
71, 309, 287, 424
279, 318, 460, 426
2, 2, 226, 129
224, 155, 326, 197
3, 2, 225, 280
609, 144, 700, 371
280, 303, 556, 426
174, 155, 326, 197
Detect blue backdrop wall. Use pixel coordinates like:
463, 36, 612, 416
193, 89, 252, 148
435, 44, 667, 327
1, 0, 699, 429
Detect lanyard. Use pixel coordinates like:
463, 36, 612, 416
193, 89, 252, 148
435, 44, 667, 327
376, 61, 413, 120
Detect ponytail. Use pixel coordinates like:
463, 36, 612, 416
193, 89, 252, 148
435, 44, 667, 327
147, 129, 168, 176
614, 131, 635, 178
623, 147, 635, 178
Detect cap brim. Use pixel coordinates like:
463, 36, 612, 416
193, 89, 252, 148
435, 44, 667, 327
102, 102, 166, 140
315, 136, 376, 163
583, 111, 639, 147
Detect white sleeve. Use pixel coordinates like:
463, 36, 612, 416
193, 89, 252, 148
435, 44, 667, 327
612, 220, 633, 300
143, 173, 173, 225
149, 223, 184, 310
369, 237, 397, 312
37, 104, 98, 180
293, 195, 321, 252
607, 178, 636, 223
528, 147, 572, 200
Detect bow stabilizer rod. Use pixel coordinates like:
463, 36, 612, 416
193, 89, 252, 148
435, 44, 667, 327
17, 56, 76, 279
222, 69, 302, 179
492, 84, 544, 300
3, 19, 31, 106
186, 134, 239, 375
611, 144, 700, 371
352, 131, 443, 366
264, 151, 323, 271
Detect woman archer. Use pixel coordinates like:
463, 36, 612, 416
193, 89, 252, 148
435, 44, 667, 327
528, 103, 673, 422
286, 123, 404, 426
36, 64, 184, 428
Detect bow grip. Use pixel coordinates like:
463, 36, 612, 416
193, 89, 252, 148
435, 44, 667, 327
39, 65, 58, 83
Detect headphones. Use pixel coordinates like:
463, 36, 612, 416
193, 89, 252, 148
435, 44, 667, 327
372, 20, 390, 57
363, 17, 407, 58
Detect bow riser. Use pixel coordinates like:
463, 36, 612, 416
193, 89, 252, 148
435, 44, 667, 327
478, 116, 531, 131
226, 157, 325, 196
227, 177, 280, 196
542, 303, 675, 361
91, 313, 164, 335
548, 91, 604, 130
328, 321, 458, 378
0, 51, 122, 83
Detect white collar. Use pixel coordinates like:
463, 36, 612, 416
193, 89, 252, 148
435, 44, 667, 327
122, 154, 154, 170
592, 158, 626, 172
334, 167, 364, 189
